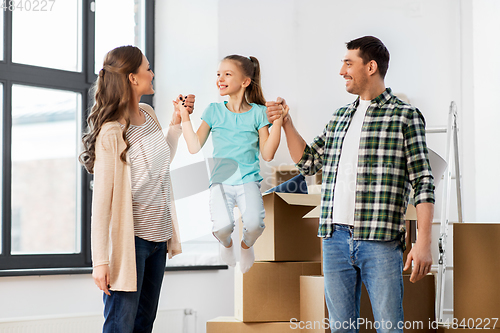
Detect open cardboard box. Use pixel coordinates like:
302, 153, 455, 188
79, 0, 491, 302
254, 192, 322, 262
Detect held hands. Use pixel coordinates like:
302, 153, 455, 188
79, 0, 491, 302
172, 94, 195, 124
265, 97, 290, 125
92, 264, 111, 296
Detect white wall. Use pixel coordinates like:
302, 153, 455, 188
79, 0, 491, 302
214, 0, 469, 219
472, 0, 500, 222
0, 269, 233, 333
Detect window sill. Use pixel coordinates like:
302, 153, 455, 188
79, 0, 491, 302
0, 265, 228, 277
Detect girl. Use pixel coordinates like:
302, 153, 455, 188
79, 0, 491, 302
79, 45, 194, 332
176, 55, 284, 273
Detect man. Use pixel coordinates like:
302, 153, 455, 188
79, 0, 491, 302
267, 36, 435, 332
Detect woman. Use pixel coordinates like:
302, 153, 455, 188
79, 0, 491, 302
79, 45, 194, 332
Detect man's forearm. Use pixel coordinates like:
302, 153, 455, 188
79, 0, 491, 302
282, 116, 307, 163
415, 202, 434, 245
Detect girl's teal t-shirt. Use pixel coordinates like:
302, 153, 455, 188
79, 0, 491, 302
201, 102, 271, 185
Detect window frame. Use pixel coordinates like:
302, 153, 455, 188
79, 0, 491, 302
0, 0, 158, 275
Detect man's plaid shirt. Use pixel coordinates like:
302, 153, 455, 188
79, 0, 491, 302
296, 88, 435, 242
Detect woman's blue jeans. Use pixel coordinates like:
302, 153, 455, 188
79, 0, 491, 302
102, 236, 167, 333
323, 224, 404, 333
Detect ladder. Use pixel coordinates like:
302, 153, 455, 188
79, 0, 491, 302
426, 101, 463, 323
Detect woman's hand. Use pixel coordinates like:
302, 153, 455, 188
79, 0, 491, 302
172, 94, 196, 124
92, 264, 111, 296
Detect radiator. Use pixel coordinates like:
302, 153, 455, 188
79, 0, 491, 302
0, 308, 196, 333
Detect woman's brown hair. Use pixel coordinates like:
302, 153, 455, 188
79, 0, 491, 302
79, 45, 143, 173
223, 55, 266, 106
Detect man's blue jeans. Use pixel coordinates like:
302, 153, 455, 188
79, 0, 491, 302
103, 236, 167, 333
323, 224, 404, 333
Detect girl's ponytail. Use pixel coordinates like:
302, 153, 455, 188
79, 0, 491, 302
246, 56, 266, 106
223, 55, 266, 106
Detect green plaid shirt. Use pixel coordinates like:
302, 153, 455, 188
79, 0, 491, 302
297, 88, 435, 242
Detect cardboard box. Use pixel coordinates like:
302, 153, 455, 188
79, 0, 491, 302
235, 261, 321, 322
207, 317, 296, 333
255, 192, 321, 262
300, 275, 329, 333
359, 274, 436, 332
454, 223, 500, 327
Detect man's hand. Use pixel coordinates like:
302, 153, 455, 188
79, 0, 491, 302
405, 202, 434, 283
404, 240, 432, 283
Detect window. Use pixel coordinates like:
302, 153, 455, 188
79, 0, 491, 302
95, 0, 146, 74
12, 1, 82, 71
11, 85, 82, 255
0, 0, 155, 274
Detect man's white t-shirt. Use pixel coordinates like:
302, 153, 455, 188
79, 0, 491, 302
332, 99, 371, 226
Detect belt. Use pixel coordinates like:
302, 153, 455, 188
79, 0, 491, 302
334, 223, 354, 229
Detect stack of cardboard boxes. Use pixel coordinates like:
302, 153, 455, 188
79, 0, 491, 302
207, 167, 437, 332
207, 168, 323, 332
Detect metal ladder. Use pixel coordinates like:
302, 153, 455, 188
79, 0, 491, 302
426, 101, 463, 323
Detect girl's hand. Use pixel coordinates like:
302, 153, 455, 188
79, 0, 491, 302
171, 110, 182, 125
265, 101, 282, 123
92, 264, 111, 296
266, 97, 290, 125
273, 114, 283, 126
171, 103, 182, 125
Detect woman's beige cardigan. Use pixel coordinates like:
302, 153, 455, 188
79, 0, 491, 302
91, 103, 182, 292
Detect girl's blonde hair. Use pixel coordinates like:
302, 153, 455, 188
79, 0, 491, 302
223, 55, 266, 106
